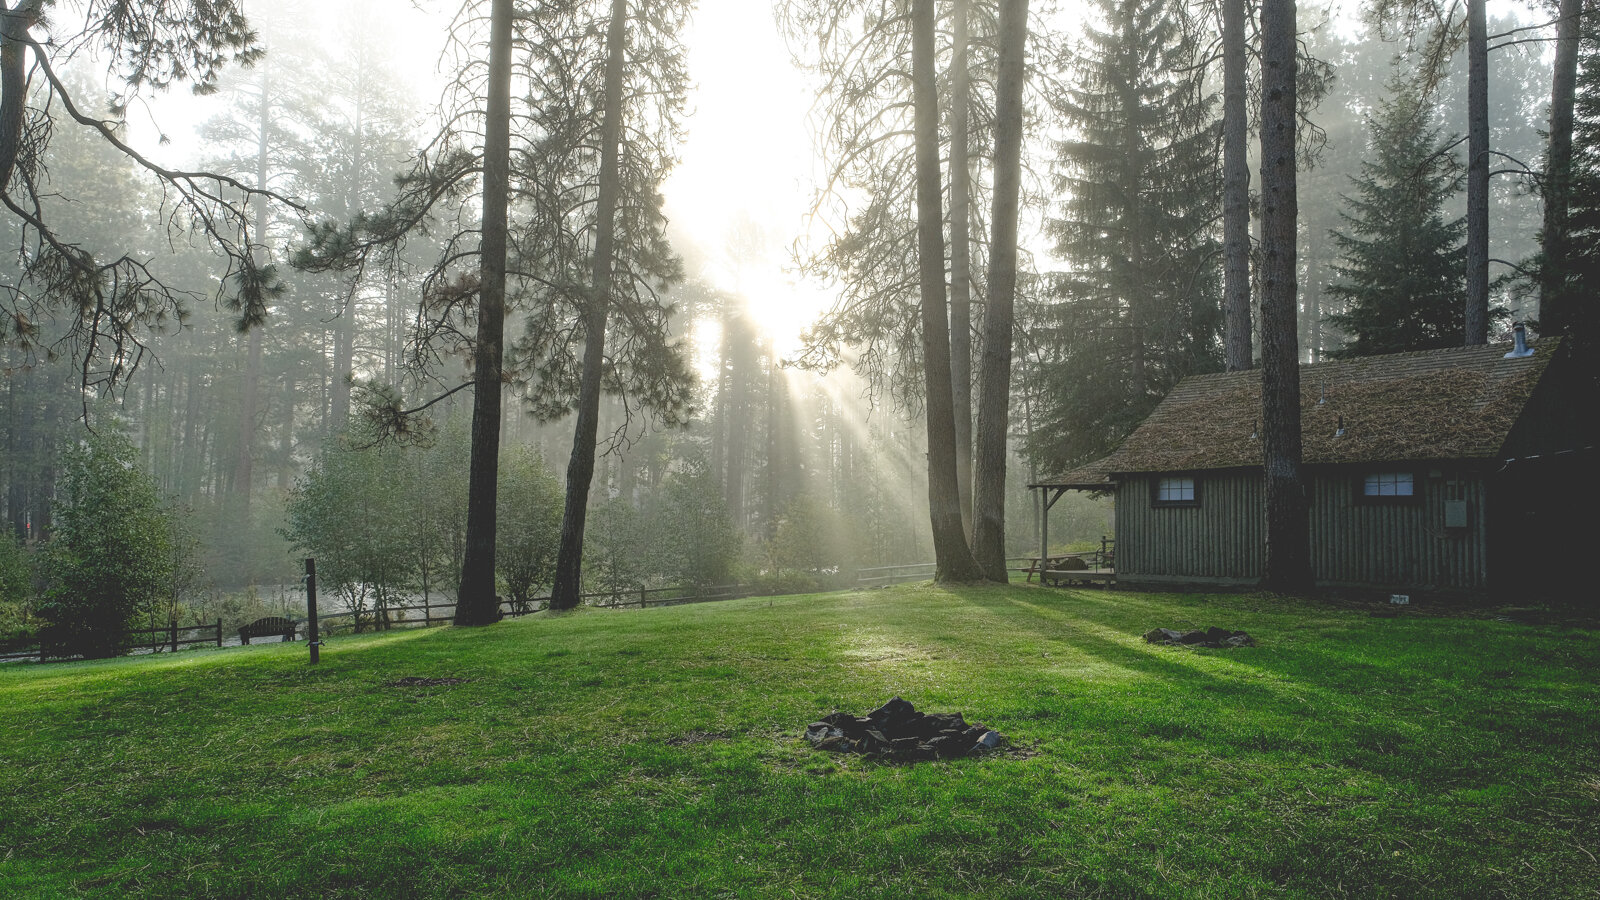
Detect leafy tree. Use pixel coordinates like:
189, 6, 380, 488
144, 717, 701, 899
583, 498, 647, 603
36, 432, 174, 658
281, 433, 412, 631
645, 464, 740, 590
0, 535, 30, 635
770, 493, 858, 577
1032, 0, 1224, 473
1326, 75, 1466, 357
497, 447, 562, 612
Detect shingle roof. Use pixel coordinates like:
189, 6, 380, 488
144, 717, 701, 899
1040, 339, 1561, 487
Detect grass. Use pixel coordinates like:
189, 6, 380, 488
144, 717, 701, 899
2, 582, 1597, 899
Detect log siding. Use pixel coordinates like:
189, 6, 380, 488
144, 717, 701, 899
1115, 466, 1491, 592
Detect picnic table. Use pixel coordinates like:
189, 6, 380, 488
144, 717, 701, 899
1020, 545, 1115, 587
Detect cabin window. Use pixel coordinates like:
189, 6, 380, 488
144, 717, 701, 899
1152, 476, 1198, 507
1357, 471, 1420, 504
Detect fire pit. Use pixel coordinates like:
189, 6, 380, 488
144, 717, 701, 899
1142, 626, 1254, 648
805, 697, 1004, 761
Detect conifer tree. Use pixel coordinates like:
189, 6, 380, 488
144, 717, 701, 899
1564, 4, 1600, 345
1033, 0, 1223, 472
1327, 75, 1466, 358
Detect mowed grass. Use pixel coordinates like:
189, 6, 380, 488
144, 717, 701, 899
2, 584, 1598, 899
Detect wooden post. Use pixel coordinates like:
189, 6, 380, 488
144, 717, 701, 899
1040, 488, 1049, 572
170, 618, 178, 653
214, 619, 222, 647
305, 558, 321, 665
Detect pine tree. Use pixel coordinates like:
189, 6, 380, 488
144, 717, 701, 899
1326, 74, 1466, 358
1034, 0, 1223, 472
1565, 5, 1600, 346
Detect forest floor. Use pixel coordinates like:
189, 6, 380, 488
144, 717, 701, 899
2, 583, 1597, 899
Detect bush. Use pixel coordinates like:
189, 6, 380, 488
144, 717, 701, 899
497, 447, 562, 611
36, 432, 174, 659
0, 537, 34, 640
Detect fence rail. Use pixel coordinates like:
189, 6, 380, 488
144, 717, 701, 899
5, 562, 1027, 662
0, 620, 222, 663
856, 558, 1036, 587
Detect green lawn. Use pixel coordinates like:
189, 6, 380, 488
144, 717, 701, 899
2, 583, 1597, 899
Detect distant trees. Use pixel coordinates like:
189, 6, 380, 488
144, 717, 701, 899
36, 432, 175, 659
1327, 75, 1466, 357
298, 0, 694, 621
1031, 0, 1224, 472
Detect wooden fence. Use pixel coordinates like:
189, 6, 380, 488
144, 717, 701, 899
0, 620, 223, 663
4, 562, 1048, 662
856, 558, 1037, 587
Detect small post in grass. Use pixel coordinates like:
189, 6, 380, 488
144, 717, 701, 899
305, 558, 321, 665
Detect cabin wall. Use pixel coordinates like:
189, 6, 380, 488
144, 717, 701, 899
1115, 471, 1263, 585
1115, 467, 1491, 592
1308, 466, 1489, 592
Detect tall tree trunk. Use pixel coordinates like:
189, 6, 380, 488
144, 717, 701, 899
764, 344, 783, 539
724, 313, 750, 532
330, 309, 354, 429
1540, 0, 1581, 335
1464, 0, 1489, 345
233, 64, 269, 514
1259, 0, 1309, 591
277, 376, 295, 491
1222, 0, 1253, 370
971, 0, 1028, 581
452, 0, 515, 626
912, 0, 983, 582
949, 0, 974, 535
549, 0, 628, 611
0, 1, 44, 193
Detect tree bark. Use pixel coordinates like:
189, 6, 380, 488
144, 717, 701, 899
549, 0, 628, 611
912, 0, 983, 582
1222, 0, 1252, 371
452, 0, 515, 626
233, 62, 269, 515
949, 0, 974, 535
1539, 0, 1581, 335
1464, 0, 1489, 345
971, 0, 1028, 582
1259, 0, 1310, 592
0, 2, 43, 193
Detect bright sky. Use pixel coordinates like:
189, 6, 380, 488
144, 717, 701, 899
663, 0, 836, 357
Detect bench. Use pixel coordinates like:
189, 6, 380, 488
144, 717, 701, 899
239, 616, 298, 645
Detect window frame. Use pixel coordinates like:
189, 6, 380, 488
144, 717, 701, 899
1151, 474, 1201, 508
1354, 469, 1422, 505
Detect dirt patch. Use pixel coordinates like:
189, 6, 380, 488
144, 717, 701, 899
666, 730, 732, 746
1143, 627, 1255, 648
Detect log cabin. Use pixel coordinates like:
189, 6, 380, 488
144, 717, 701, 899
1032, 332, 1596, 601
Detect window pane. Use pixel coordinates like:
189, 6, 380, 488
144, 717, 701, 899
1363, 472, 1413, 497
1157, 477, 1195, 502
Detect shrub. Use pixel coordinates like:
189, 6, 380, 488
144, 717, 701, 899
36, 432, 174, 659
